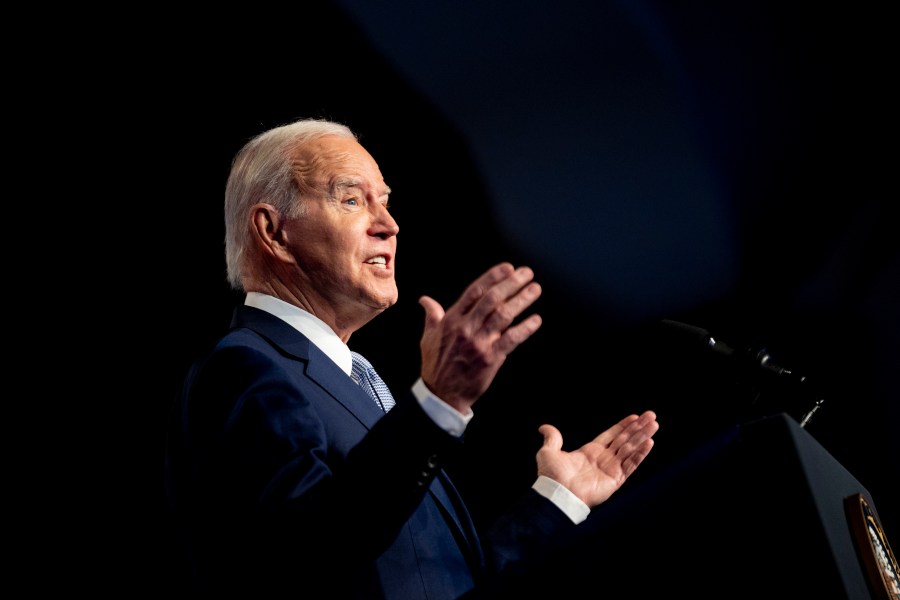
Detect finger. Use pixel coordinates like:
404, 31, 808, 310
538, 424, 563, 452
625, 411, 660, 446
635, 410, 658, 426
495, 313, 543, 356
613, 413, 659, 466
468, 266, 537, 328
482, 280, 542, 335
418, 295, 446, 327
593, 414, 640, 447
453, 263, 516, 316
621, 438, 655, 477
615, 412, 659, 449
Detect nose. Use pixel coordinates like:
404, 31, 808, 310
370, 203, 399, 239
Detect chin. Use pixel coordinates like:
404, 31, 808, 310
380, 294, 399, 309
368, 287, 398, 310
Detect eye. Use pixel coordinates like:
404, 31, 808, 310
343, 197, 361, 207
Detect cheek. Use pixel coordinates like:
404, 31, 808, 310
303, 216, 359, 252
333, 229, 364, 257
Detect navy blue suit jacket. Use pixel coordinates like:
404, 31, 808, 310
166, 305, 574, 598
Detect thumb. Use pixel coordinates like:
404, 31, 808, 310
418, 295, 446, 327
537, 424, 563, 452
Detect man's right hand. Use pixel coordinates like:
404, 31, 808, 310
417, 262, 543, 413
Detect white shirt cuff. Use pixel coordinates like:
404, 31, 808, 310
532, 475, 590, 524
412, 377, 474, 437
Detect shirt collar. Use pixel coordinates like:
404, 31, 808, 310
244, 292, 352, 375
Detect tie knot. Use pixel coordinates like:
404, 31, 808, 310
350, 351, 373, 371
350, 351, 395, 412
349, 351, 373, 386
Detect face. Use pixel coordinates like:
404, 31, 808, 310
282, 135, 399, 331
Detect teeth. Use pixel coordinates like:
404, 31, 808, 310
367, 256, 386, 265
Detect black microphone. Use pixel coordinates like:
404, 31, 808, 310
659, 319, 824, 426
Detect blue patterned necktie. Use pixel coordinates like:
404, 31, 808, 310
350, 351, 396, 412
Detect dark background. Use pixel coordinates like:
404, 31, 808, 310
73, 0, 895, 593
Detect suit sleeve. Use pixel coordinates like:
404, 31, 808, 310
484, 489, 578, 572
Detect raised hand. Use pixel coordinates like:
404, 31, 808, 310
418, 262, 543, 413
535, 411, 660, 508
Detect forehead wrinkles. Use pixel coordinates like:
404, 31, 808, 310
292, 143, 363, 198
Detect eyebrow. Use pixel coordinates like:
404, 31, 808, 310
332, 178, 391, 198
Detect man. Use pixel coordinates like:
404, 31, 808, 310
165, 118, 659, 598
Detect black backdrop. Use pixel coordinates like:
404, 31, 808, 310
89, 0, 897, 593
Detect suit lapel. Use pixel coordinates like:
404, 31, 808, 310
432, 471, 485, 572
305, 350, 387, 424
231, 305, 385, 428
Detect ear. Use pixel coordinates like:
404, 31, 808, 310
250, 203, 296, 264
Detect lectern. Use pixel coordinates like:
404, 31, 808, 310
524, 412, 898, 599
